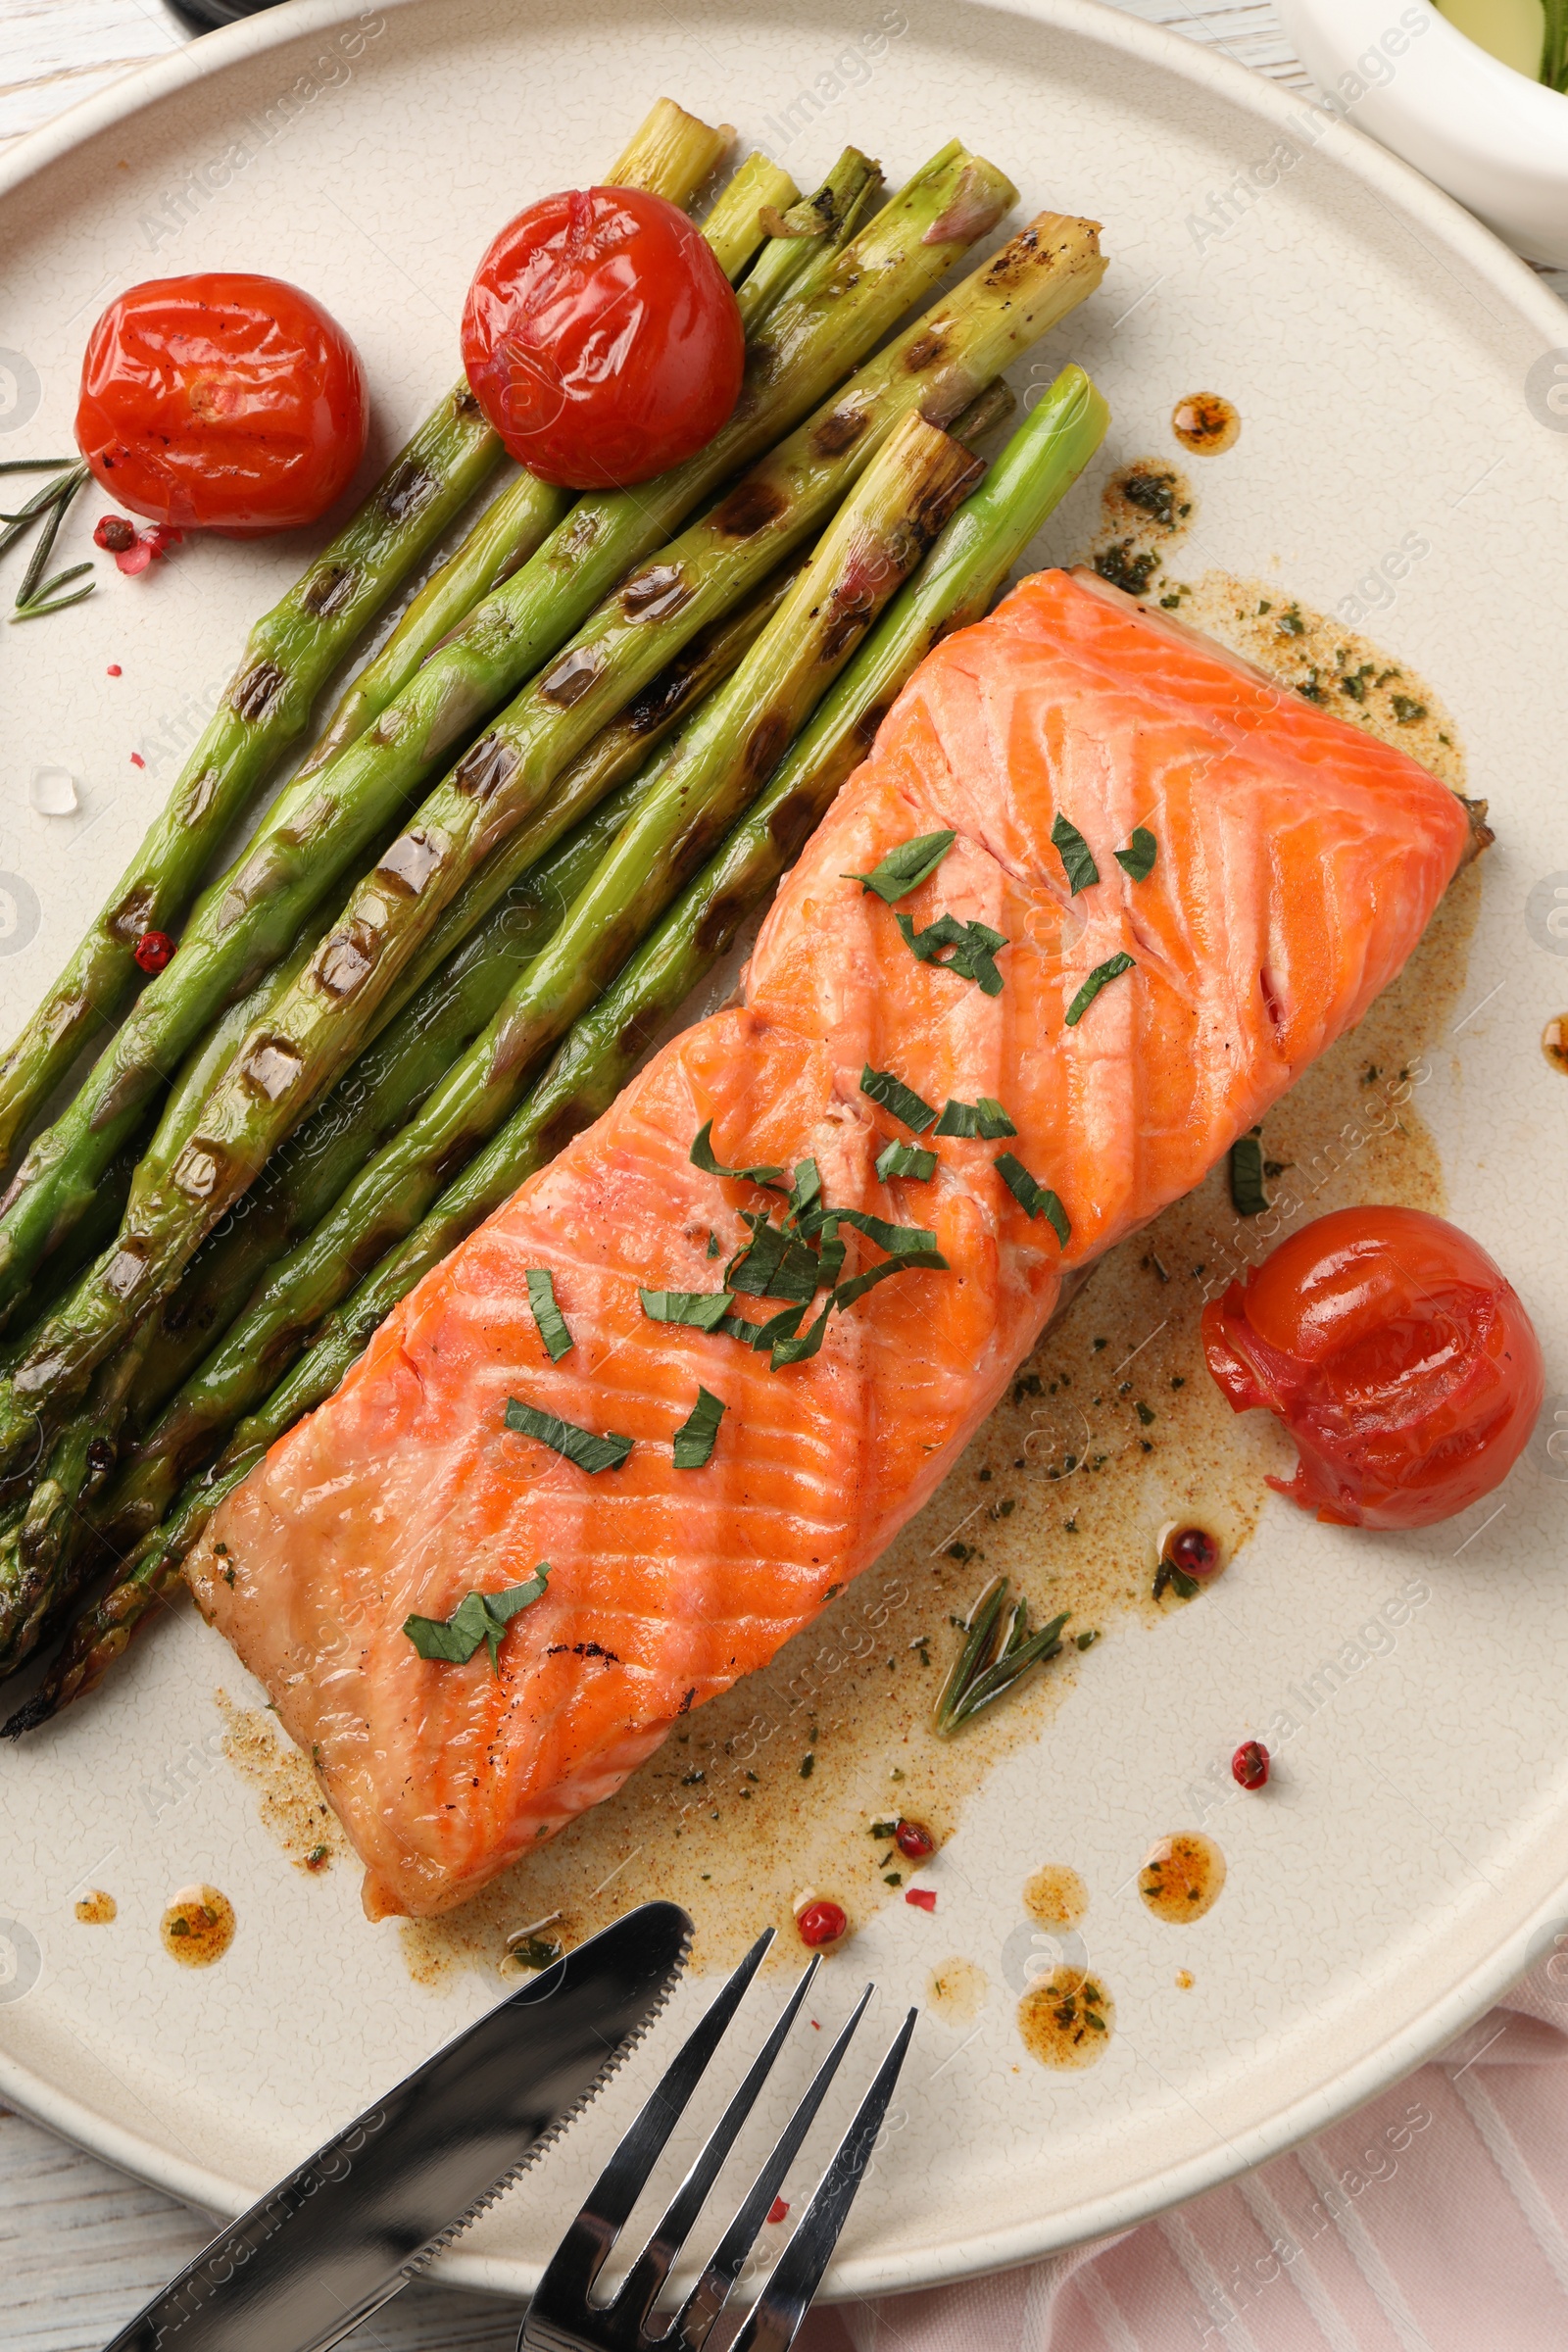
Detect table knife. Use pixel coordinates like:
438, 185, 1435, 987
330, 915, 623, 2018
102, 1900, 691, 2352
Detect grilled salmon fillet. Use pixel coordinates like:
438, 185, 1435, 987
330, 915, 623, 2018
187, 567, 1473, 1919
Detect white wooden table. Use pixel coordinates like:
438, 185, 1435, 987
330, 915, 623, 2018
0, 4, 1561, 2345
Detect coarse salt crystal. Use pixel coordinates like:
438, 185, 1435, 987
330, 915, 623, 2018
29, 767, 77, 817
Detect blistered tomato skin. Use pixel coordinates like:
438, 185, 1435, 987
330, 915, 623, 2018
1202, 1205, 1544, 1530
461, 187, 745, 489
76, 273, 368, 537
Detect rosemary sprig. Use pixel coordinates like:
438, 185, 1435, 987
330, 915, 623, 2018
0, 462, 93, 620
12, 564, 96, 623
934, 1572, 1069, 1733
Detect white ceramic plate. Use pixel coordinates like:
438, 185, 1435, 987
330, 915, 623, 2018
2, 0, 1567, 2304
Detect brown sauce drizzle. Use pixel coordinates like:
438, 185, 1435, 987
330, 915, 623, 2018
217, 1689, 348, 1873
927, 1956, 988, 2023
1017, 1966, 1115, 2067
74, 1890, 116, 1925
1139, 1832, 1226, 1925
1543, 1016, 1568, 1074
1171, 393, 1240, 455
1023, 1864, 1087, 1930
160, 1885, 235, 1966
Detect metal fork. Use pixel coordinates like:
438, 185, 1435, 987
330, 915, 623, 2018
520, 1929, 914, 2352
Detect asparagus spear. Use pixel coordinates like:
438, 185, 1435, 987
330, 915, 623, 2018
101, 416, 977, 1538
601, 95, 734, 198
123, 570, 797, 1439
6, 371, 1106, 1733
698, 150, 800, 279
294, 145, 820, 787
0, 1332, 154, 1676
733, 151, 883, 332
0, 144, 1014, 1332
0, 99, 727, 1184
0, 909, 338, 1667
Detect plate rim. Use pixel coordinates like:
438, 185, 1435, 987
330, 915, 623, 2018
0, 0, 1565, 2302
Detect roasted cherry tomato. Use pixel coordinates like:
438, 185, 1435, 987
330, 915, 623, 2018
1202, 1206, 1544, 1530
461, 186, 744, 489
76, 272, 368, 536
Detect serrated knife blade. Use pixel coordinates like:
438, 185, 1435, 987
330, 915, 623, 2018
102, 1900, 692, 2352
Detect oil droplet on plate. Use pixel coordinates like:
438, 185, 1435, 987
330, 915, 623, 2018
1543, 1016, 1568, 1074
161, 1885, 235, 1967
927, 1955, 988, 2024
1023, 1863, 1087, 1931
74, 1890, 116, 1925
1139, 1833, 1226, 1924
1018, 1965, 1114, 2067
1176, 1970, 1195, 1989
1171, 393, 1240, 455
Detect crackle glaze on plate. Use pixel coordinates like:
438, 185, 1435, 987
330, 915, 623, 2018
0, 0, 1566, 2303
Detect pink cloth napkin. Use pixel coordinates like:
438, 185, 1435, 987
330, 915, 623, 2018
798, 1952, 1568, 2351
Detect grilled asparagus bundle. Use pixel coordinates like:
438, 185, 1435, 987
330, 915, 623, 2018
0, 102, 1107, 1726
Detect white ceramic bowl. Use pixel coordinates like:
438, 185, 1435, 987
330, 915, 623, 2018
1275, 0, 1568, 266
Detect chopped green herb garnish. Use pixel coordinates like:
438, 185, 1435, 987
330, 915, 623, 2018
706, 1232, 723, 1259
995, 1152, 1070, 1249
720, 1300, 807, 1354
800, 1753, 815, 1778
832, 1250, 947, 1309
843, 828, 956, 904
1114, 827, 1157, 882
640, 1288, 735, 1330
1153, 1558, 1200, 1602
673, 1386, 726, 1468
894, 910, 1007, 996
1229, 1127, 1269, 1218
1391, 694, 1427, 726
1064, 952, 1135, 1027
728, 1215, 822, 1302
769, 1296, 834, 1367
875, 1139, 937, 1183
1051, 811, 1099, 894
860, 1063, 938, 1133
505, 1396, 632, 1474
799, 1204, 939, 1254
510, 1934, 563, 1971
525, 1267, 573, 1362
788, 1158, 822, 1221
404, 1565, 550, 1676
935, 1095, 1015, 1140
689, 1119, 784, 1190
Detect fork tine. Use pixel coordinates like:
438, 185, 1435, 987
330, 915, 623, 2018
612, 1956, 823, 2331
528, 1929, 773, 2315
724, 2007, 917, 2352
670, 1982, 877, 2352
